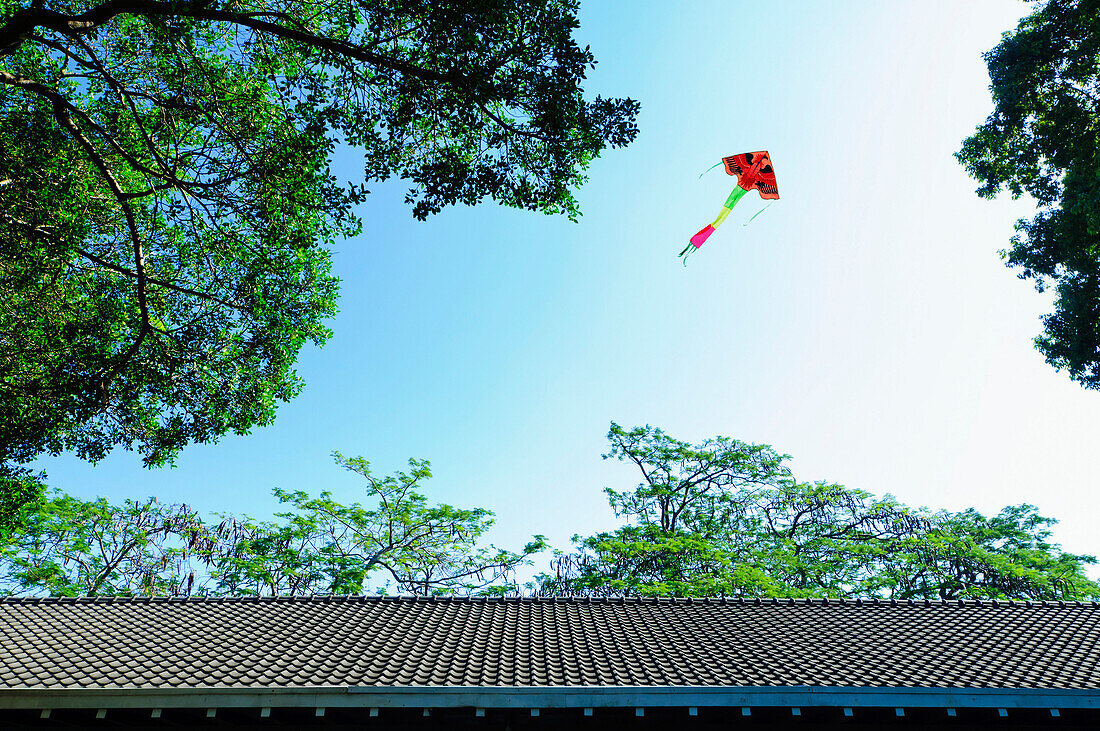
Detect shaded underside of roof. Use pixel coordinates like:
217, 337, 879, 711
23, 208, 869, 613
1, 596, 1099, 691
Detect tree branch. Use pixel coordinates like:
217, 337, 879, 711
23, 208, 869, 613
77, 247, 253, 314
46, 94, 153, 397
1, 0, 480, 91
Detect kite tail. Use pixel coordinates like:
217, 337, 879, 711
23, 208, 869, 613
678, 243, 696, 265
679, 226, 714, 265
679, 187, 749, 266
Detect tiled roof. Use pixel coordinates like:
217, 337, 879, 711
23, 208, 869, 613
1, 596, 1099, 690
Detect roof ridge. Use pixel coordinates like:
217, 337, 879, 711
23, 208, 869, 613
0, 595, 1096, 608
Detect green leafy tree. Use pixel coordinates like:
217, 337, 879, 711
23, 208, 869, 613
213, 452, 546, 595
0, 493, 215, 595
875, 504, 1100, 600
0, 453, 545, 596
957, 0, 1100, 386
538, 423, 1100, 600
0, 0, 639, 520
0, 467, 41, 540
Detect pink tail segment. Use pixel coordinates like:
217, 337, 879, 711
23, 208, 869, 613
690, 225, 715, 249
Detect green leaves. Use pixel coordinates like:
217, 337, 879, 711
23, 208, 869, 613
0, 466, 44, 539
0, 0, 638, 491
957, 0, 1100, 386
0, 492, 214, 596
212, 452, 545, 595
2, 432, 1092, 601
0, 453, 543, 596
539, 424, 1100, 601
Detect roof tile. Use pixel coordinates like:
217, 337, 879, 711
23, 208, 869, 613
2, 596, 1100, 689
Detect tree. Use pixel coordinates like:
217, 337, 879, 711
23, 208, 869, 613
877, 504, 1100, 601
537, 423, 1100, 600
212, 452, 546, 595
0, 452, 545, 596
0, 0, 639, 518
957, 0, 1100, 386
0, 466, 41, 540
0, 493, 215, 596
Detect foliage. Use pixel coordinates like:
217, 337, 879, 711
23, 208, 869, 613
0, 492, 214, 595
212, 452, 546, 595
957, 0, 1100, 386
878, 504, 1100, 600
0, 466, 44, 539
0, 453, 544, 596
0, 0, 639, 513
537, 423, 1100, 601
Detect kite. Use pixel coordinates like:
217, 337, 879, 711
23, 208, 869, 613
679, 151, 779, 265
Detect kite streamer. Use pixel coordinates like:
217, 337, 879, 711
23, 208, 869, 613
743, 202, 774, 226
679, 150, 779, 265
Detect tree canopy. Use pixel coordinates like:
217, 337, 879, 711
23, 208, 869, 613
0, 452, 545, 596
537, 423, 1100, 601
957, 0, 1100, 386
2, 430, 1094, 599
0, 0, 639, 526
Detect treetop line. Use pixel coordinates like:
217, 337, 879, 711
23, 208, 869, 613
3, 425, 1095, 601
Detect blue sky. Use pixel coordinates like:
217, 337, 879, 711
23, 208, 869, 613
38, 1, 1100, 574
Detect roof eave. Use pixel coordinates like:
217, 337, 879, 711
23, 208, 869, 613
1, 685, 1098, 711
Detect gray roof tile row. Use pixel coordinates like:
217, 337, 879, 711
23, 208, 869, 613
1, 596, 1099, 690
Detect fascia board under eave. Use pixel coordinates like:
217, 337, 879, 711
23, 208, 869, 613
1, 686, 1099, 711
